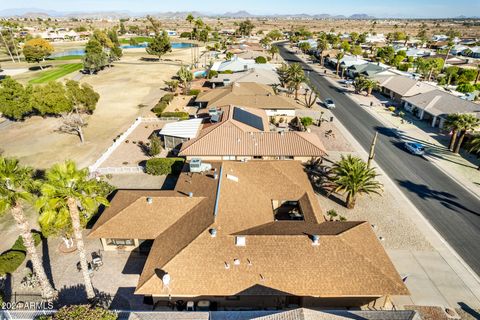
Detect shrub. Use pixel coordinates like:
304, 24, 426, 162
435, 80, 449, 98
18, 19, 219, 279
151, 101, 168, 115
145, 158, 185, 176
52, 305, 117, 320
179, 32, 191, 39
11, 233, 42, 252
148, 135, 162, 157
255, 56, 267, 64
388, 106, 396, 112
160, 93, 175, 104
457, 83, 475, 93
160, 112, 189, 120
219, 70, 233, 74
188, 89, 201, 96
0, 251, 26, 276
207, 70, 218, 79
300, 117, 313, 127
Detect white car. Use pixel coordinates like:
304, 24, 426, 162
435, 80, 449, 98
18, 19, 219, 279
324, 98, 336, 109
404, 142, 425, 156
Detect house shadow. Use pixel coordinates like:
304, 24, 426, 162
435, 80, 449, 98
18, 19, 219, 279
121, 251, 148, 275
397, 180, 479, 216
110, 287, 149, 310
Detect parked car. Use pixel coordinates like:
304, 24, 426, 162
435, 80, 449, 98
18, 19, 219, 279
324, 98, 336, 109
404, 142, 425, 156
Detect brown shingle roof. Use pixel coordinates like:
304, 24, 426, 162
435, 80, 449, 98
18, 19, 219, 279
131, 161, 407, 297
179, 106, 327, 158
196, 82, 299, 110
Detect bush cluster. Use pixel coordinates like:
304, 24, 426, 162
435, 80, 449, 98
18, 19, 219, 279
219, 70, 233, 74
49, 305, 117, 320
0, 232, 42, 276
160, 112, 189, 120
255, 56, 267, 64
188, 89, 201, 96
145, 158, 185, 176
160, 93, 175, 104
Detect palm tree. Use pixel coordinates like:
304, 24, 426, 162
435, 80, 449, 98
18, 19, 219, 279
327, 155, 383, 209
269, 45, 279, 61
316, 38, 328, 66
0, 157, 57, 301
185, 14, 194, 26
363, 79, 378, 96
335, 52, 344, 77
468, 135, 480, 170
38, 161, 109, 300
443, 114, 462, 151
454, 114, 480, 154
475, 65, 480, 85
286, 63, 305, 100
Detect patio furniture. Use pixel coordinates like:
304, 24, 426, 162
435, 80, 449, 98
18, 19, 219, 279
91, 251, 103, 269
186, 301, 195, 311
76, 261, 94, 277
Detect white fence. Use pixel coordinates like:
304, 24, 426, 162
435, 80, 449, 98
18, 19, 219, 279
96, 166, 145, 175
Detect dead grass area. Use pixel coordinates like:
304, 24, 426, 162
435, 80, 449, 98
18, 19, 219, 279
0, 48, 194, 169
99, 120, 170, 168
309, 121, 354, 153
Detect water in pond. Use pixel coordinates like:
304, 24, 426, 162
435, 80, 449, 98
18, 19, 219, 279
50, 43, 194, 58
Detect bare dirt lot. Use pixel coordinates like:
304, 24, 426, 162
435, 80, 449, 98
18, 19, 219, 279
0, 47, 197, 169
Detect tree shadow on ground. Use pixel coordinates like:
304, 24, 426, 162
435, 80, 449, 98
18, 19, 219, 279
397, 180, 479, 216
458, 302, 480, 319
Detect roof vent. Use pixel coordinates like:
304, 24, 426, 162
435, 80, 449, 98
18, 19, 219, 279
235, 236, 246, 246
224, 262, 230, 269
162, 273, 171, 287
226, 174, 239, 182
233, 258, 240, 265
188, 192, 193, 197
210, 228, 217, 237
146, 197, 153, 204
213, 172, 218, 180
312, 234, 320, 246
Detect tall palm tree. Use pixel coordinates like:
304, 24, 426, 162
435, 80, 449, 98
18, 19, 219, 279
286, 63, 305, 100
185, 14, 194, 26
475, 65, 480, 85
316, 38, 328, 66
38, 161, 109, 300
363, 79, 378, 96
443, 114, 462, 151
326, 155, 383, 209
454, 114, 480, 154
0, 157, 57, 301
335, 52, 344, 76
468, 135, 480, 170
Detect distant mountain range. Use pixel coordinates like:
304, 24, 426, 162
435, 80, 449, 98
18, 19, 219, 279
0, 8, 477, 19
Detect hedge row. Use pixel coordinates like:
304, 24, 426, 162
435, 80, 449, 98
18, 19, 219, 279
0, 232, 42, 276
145, 158, 185, 176
41, 305, 118, 320
160, 112, 189, 120
188, 89, 200, 96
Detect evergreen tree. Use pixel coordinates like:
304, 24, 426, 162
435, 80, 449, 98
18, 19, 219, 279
146, 31, 172, 59
0, 77, 33, 120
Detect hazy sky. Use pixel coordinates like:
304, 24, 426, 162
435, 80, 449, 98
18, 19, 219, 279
1, 0, 479, 18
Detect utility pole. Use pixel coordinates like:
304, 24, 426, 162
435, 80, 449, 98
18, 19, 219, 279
367, 131, 378, 168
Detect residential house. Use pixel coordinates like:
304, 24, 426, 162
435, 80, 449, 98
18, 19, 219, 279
209, 68, 280, 87
195, 82, 300, 120
432, 35, 449, 42
451, 45, 469, 55
346, 62, 387, 78
89, 160, 409, 309
402, 89, 480, 128
211, 56, 274, 73
365, 33, 386, 44
374, 75, 436, 103
178, 105, 327, 161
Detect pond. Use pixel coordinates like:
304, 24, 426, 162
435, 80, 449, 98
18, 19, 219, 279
50, 43, 195, 58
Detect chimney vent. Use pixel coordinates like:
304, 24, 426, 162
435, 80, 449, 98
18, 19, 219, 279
188, 192, 193, 197
210, 228, 217, 237
146, 197, 153, 204
235, 236, 246, 246
312, 234, 320, 245
233, 258, 240, 265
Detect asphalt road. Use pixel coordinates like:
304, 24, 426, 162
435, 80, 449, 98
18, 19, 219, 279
278, 44, 480, 276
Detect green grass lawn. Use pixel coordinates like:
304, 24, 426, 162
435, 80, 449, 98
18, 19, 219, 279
29, 63, 83, 84
50, 55, 83, 61
119, 36, 153, 44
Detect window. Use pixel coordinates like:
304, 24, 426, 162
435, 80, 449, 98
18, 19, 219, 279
253, 156, 263, 160
106, 239, 134, 246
